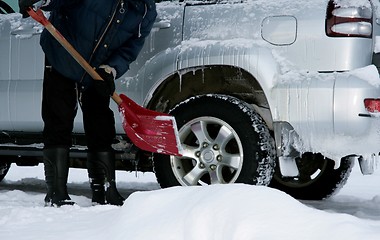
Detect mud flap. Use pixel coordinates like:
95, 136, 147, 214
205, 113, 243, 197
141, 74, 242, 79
279, 156, 299, 177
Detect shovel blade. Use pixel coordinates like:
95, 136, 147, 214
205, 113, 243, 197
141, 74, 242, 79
118, 94, 182, 156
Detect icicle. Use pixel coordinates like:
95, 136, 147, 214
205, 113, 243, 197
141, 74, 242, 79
178, 70, 183, 92
138, 4, 148, 38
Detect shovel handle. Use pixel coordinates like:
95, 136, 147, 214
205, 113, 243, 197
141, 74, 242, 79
27, 8, 123, 105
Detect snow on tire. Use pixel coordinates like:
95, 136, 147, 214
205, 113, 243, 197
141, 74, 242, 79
154, 94, 276, 187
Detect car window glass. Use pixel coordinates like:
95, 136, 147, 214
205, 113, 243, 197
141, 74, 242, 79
1, 0, 17, 13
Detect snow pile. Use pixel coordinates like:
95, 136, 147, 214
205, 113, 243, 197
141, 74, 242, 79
375, 36, 380, 54
248, 0, 327, 14
1, 166, 380, 240
334, 0, 371, 8
0, 13, 22, 29
109, 185, 375, 240
350, 65, 380, 87
0, 12, 45, 39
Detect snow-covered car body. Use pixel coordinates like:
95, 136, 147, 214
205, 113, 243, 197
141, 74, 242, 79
140, 0, 380, 162
1, 0, 380, 200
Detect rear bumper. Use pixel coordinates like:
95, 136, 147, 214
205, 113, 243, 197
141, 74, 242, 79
271, 66, 380, 161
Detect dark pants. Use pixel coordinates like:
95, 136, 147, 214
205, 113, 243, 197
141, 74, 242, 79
42, 65, 116, 152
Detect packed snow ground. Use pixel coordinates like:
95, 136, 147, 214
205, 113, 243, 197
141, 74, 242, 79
0, 163, 380, 240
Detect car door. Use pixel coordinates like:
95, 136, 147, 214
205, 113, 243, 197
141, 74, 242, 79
8, 15, 45, 132
118, 0, 185, 104
0, 10, 13, 131
113, 0, 185, 133
2, 2, 86, 133
0, 1, 45, 132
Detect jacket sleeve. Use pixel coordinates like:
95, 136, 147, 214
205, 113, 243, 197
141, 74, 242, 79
42, 0, 83, 11
106, 2, 157, 79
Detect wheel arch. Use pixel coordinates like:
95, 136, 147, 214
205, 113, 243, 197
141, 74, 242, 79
145, 65, 275, 129
139, 44, 280, 126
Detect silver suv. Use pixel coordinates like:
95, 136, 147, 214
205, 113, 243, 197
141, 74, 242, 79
1, 0, 380, 200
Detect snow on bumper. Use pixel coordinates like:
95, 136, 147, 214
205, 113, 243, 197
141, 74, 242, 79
271, 66, 380, 162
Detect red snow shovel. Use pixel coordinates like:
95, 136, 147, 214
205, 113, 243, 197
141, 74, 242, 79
27, 8, 182, 156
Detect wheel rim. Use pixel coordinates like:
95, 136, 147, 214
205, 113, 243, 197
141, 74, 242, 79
170, 116, 244, 186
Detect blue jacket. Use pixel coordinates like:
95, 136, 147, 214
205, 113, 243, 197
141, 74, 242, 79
40, 0, 157, 89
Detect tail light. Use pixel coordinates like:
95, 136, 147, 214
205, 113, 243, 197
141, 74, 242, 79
364, 99, 380, 113
326, 0, 372, 38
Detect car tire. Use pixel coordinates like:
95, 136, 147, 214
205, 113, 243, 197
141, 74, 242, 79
154, 94, 276, 187
0, 161, 11, 182
269, 153, 354, 200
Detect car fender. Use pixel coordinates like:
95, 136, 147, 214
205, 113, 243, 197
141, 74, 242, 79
118, 46, 181, 105
139, 41, 281, 107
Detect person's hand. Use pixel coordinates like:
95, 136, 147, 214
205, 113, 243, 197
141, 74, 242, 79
18, 0, 41, 18
94, 66, 116, 98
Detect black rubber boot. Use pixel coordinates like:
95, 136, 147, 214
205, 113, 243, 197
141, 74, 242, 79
86, 164, 106, 205
87, 151, 125, 206
43, 147, 74, 207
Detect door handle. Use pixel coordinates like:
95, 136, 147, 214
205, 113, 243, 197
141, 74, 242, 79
153, 21, 171, 29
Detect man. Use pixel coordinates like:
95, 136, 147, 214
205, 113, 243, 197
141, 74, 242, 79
18, 0, 157, 206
